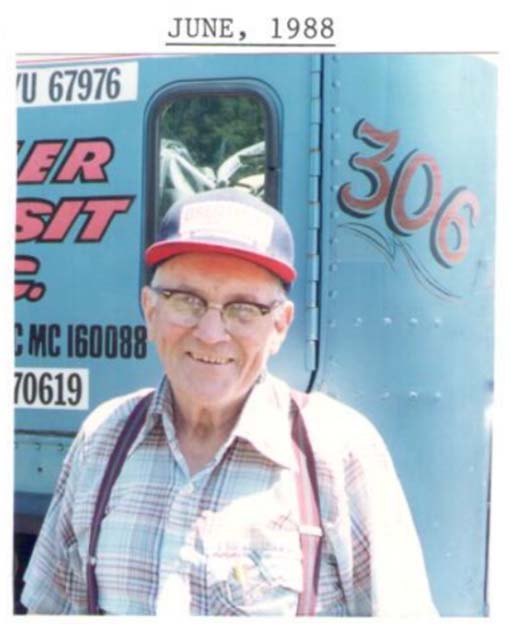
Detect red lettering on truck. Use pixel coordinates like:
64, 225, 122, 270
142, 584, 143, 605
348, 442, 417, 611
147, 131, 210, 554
16, 136, 134, 301
337, 118, 481, 268
17, 140, 66, 184
16, 196, 134, 243
14, 256, 46, 301
17, 138, 114, 184
53, 138, 114, 183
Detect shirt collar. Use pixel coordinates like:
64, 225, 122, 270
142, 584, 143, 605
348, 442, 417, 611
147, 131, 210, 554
127, 376, 175, 457
131, 373, 296, 471
230, 373, 296, 471
149, 375, 179, 444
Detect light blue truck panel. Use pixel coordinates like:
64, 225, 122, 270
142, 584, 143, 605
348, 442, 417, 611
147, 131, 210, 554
317, 54, 495, 615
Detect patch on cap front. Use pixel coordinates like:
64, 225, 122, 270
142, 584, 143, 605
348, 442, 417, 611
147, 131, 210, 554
180, 201, 274, 251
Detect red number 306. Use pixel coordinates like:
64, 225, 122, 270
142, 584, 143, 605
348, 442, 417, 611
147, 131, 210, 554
337, 119, 480, 268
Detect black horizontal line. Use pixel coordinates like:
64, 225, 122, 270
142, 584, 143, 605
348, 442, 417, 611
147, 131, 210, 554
164, 42, 336, 48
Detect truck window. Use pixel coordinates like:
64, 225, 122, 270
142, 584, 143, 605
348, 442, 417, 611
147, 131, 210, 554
156, 93, 272, 224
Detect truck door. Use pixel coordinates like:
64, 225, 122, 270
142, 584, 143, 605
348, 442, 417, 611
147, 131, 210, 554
140, 54, 321, 390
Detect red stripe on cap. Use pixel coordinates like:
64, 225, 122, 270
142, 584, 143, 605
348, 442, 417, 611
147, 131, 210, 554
145, 241, 297, 283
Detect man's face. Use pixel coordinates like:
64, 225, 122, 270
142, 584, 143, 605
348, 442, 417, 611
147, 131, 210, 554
141, 252, 294, 413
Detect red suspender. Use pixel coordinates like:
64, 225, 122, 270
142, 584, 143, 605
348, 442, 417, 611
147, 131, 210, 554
86, 392, 153, 615
86, 390, 322, 616
291, 390, 323, 616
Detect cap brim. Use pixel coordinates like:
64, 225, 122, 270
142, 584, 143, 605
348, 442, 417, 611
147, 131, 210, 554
145, 241, 297, 283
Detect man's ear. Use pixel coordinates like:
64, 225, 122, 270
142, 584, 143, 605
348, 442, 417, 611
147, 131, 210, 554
141, 286, 156, 341
270, 300, 294, 355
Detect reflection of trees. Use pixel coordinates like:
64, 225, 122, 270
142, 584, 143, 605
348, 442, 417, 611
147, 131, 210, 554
158, 96, 266, 215
162, 96, 264, 169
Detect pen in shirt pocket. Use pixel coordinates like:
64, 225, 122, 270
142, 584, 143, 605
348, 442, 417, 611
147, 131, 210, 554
232, 560, 247, 586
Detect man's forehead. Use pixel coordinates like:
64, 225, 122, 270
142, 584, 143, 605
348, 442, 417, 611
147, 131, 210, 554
154, 252, 283, 291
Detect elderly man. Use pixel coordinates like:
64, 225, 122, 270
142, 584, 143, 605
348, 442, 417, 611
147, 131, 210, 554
21, 189, 436, 616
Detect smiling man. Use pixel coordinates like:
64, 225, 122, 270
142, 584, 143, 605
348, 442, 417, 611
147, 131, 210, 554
21, 188, 437, 616
142, 252, 292, 476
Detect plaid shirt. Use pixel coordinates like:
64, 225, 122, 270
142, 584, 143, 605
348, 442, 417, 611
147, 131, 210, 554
21, 373, 436, 616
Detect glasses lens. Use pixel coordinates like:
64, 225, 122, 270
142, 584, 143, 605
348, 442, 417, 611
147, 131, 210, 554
223, 302, 263, 328
166, 291, 205, 325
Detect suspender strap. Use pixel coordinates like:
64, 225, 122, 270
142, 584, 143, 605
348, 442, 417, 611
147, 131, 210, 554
86, 389, 322, 616
86, 392, 153, 614
291, 390, 323, 617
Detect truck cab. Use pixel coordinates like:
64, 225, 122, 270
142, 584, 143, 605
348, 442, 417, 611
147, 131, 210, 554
15, 53, 496, 615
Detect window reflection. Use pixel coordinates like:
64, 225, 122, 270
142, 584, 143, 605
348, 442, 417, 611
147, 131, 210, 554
158, 95, 267, 219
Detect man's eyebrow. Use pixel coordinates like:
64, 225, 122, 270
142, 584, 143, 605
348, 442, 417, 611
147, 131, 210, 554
225, 293, 272, 304
166, 283, 201, 294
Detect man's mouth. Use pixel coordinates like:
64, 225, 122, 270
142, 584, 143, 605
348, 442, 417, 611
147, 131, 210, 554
187, 351, 234, 366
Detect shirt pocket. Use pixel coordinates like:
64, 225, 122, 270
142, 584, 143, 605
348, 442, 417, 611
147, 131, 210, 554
207, 547, 302, 616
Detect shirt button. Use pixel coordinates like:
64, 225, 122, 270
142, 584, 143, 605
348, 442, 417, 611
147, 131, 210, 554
179, 545, 196, 562
181, 482, 194, 496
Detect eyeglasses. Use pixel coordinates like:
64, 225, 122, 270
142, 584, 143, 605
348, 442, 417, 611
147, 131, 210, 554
149, 286, 283, 333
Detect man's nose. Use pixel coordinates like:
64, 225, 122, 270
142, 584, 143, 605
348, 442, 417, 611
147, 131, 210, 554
192, 306, 231, 344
